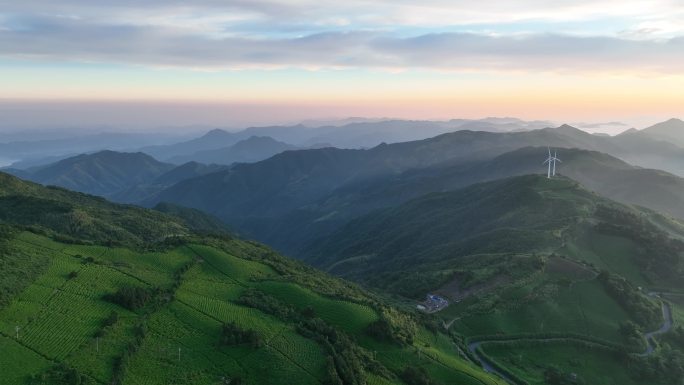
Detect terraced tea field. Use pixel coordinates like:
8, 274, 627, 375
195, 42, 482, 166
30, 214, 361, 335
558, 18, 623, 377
0, 232, 506, 385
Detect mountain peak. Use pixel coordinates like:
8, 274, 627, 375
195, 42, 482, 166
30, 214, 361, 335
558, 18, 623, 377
644, 118, 684, 131
557, 123, 580, 131
203, 128, 231, 138
91, 149, 152, 158
640, 118, 684, 148
618, 127, 640, 136
241, 135, 282, 143
544, 124, 585, 136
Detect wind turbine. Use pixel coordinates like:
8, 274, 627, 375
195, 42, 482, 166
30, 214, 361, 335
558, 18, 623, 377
543, 148, 561, 178
552, 150, 561, 176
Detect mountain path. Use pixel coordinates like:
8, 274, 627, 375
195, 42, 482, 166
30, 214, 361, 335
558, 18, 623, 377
464, 293, 674, 384
638, 293, 674, 356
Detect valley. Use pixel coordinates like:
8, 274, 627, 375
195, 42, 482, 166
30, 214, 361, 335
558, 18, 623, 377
2, 119, 684, 385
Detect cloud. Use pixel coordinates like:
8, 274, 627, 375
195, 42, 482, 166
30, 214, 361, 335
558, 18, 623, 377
0, 1, 683, 73
1, 0, 681, 27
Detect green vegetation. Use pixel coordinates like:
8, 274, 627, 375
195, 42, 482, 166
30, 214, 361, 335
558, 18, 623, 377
13, 150, 174, 201
594, 204, 684, 285
105, 285, 155, 311
481, 338, 684, 385
0, 171, 190, 247
0, 235, 50, 308
5, 158, 684, 385
483, 342, 633, 385
153, 202, 230, 234
303, 175, 684, 384
0, 172, 504, 385
0, 233, 507, 385
220, 322, 262, 348
598, 272, 661, 328
400, 366, 437, 385
367, 307, 417, 346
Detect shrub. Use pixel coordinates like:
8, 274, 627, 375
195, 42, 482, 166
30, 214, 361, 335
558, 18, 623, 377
220, 322, 262, 348
105, 285, 153, 311
400, 366, 434, 385
237, 288, 297, 321
366, 307, 416, 346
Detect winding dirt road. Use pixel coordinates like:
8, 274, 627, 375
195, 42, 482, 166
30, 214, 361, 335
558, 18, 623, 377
639, 294, 674, 356
466, 296, 674, 384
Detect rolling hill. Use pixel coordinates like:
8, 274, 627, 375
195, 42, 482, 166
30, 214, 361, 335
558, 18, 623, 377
0, 171, 505, 385
151, 142, 684, 257
315, 147, 684, 224
0, 171, 189, 245
111, 161, 228, 203
0, 132, 183, 168
302, 175, 684, 384
9, 152, 228, 204
303, 175, 684, 294
151, 121, 684, 222
10, 151, 175, 200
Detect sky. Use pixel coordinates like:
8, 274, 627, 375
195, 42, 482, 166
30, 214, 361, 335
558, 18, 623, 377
0, 0, 683, 131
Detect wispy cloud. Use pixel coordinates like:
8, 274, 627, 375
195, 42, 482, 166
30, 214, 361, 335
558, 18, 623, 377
0, 1, 683, 73
0, 13, 683, 74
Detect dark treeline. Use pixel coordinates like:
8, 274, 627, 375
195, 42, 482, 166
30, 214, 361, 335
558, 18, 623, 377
105, 285, 154, 311
598, 271, 661, 328
237, 288, 393, 385
219, 322, 262, 348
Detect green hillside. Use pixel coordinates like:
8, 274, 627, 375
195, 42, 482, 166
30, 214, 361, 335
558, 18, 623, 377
304, 175, 684, 384
0, 172, 504, 385
305, 175, 684, 293
150, 124, 684, 256
0, 172, 190, 246
242, 147, 684, 256
16, 151, 175, 200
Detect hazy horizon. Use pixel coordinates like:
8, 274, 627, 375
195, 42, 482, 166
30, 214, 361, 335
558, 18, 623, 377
1, 0, 683, 134
0, 99, 674, 137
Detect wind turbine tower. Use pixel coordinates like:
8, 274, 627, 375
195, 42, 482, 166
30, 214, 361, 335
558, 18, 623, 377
543, 148, 561, 178
552, 150, 561, 176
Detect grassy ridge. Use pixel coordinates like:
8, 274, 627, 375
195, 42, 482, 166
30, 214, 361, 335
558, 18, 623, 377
302, 175, 684, 384
0, 172, 191, 247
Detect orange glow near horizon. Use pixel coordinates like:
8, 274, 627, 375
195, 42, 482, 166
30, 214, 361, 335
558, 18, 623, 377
2, 65, 682, 125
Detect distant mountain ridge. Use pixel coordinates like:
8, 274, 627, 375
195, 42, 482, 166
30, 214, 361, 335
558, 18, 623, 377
139, 118, 550, 161
0, 132, 185, 167
632, 118, 684, 148
148, 123, 684, 256
168, 136, 298, 165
